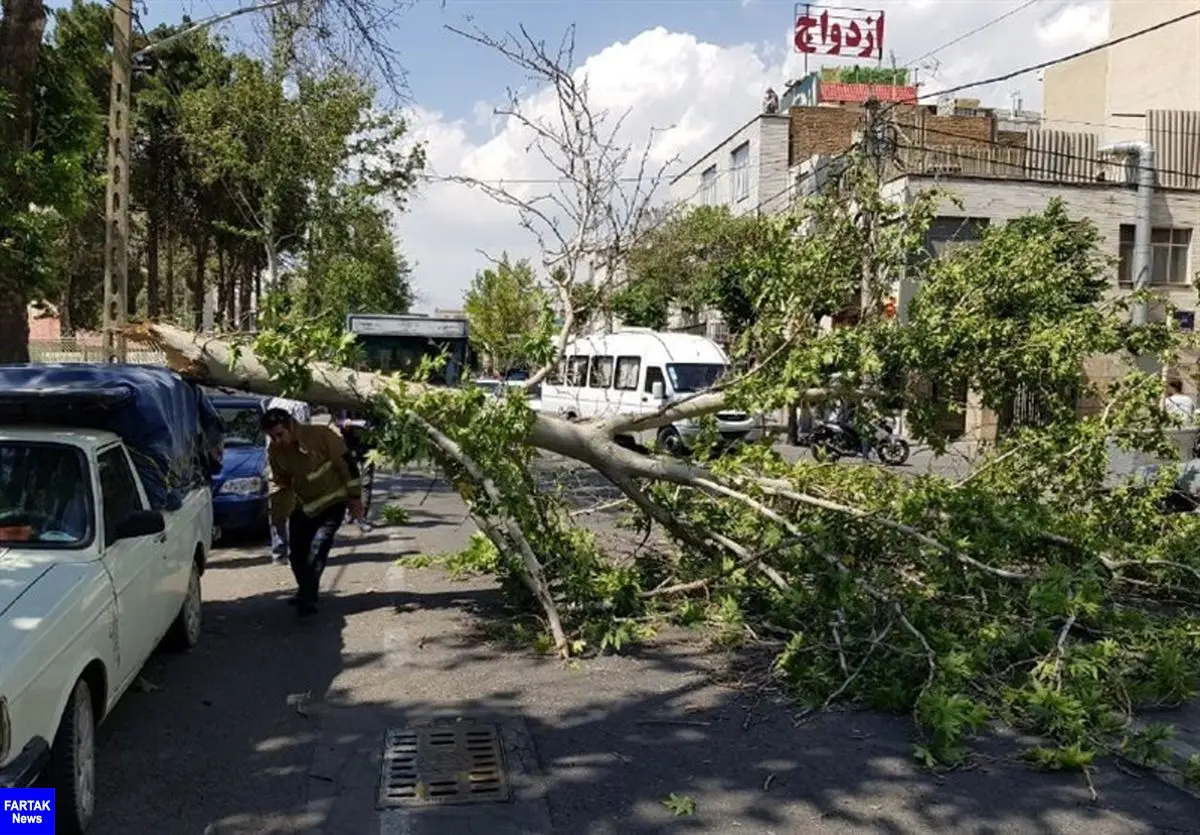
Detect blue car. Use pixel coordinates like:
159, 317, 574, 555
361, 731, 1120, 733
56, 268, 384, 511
210, 394, 270, 540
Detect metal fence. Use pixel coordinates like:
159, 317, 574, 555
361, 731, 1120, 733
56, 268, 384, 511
28, 337, 167, 366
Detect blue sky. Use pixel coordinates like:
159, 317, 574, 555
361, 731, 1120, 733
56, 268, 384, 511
133, 0, 1110, 309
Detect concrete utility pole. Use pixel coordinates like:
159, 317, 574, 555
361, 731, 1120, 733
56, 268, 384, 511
100, 0, 303, 360
102, 0, 133, 363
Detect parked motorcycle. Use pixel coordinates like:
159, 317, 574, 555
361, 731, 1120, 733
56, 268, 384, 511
810, 417, 911, 466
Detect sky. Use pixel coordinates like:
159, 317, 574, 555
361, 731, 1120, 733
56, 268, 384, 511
149, 0, 1112, 312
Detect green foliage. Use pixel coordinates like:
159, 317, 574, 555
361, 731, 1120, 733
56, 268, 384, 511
379, 504, 410, 525
0, 2, 106, 317
613, 206, 768, 333
251, 148, 1200, 779
462, 255, 555, 375
250, 293, 361, 396
661, 793, 696, 816
821, 65, 909, 86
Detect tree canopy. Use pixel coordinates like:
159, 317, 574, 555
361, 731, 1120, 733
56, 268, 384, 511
0, 0, 423, 358
463, 255, 553, 375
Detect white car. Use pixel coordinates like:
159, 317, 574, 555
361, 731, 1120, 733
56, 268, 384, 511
0, 427, 212, 834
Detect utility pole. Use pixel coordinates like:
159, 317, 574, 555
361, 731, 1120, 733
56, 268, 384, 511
100, 0, 302, 361
102, 0, 133, 363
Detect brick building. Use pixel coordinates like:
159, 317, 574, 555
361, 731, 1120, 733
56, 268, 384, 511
667, 45, 1200, 440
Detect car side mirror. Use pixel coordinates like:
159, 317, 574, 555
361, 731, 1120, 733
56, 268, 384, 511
651, 381, 665, 400
114, 509, 166, 542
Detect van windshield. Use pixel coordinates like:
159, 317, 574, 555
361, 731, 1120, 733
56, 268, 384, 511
667, 363, 727, 393
0, 442, 91, 548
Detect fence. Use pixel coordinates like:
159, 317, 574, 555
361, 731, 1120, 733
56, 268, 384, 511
28, 337, 167, 366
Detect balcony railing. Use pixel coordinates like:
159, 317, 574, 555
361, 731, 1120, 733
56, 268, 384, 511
893, 133, 1125, 184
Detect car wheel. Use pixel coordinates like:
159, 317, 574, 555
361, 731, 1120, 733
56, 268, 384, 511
167, 560, 203, 651
47, 677, 97, 835
656, 426, 686, 457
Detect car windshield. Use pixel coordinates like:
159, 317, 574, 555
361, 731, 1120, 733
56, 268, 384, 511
0, 442, 91, 547
666, 363, 727, 393
218, 405, 265, 446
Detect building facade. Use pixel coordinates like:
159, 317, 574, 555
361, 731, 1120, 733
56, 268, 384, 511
1043, 0, 1200, 144
669, 114, 792, 218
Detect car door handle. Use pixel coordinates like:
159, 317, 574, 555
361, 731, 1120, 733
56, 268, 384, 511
154, 533, 167, 544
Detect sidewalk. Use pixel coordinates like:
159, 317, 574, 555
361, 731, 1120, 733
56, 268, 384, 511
297, 471, 1198, 834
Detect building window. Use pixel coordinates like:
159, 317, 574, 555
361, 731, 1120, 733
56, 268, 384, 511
730, 142, 750, 202
1119, 226, 1191, 286
923, 216, 989, 258
700, 165, 717, 205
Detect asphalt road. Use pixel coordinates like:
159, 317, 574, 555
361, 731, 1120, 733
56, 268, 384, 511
84, 472, 1198, 834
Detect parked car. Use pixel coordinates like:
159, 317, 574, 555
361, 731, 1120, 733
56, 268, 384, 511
209, 393, 270, 540
0, 364, 216, 834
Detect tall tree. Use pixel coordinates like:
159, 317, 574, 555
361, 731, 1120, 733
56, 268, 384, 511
613, 205, 768, 333
0, 0, 48, 360
0, 0, 104, 355
463, 255, 550, 375
298, 188, 413, 330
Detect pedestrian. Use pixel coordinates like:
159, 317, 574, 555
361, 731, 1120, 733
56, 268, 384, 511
266, 396, 312, 565
1164, 378, 1195, 424
262, 408, 364, 617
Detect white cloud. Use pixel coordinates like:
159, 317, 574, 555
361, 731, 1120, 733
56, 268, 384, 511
1036, 2, 1110, 46
395, 0, 1115, 310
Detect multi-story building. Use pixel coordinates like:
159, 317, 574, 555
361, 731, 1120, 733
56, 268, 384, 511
667, 35, 1200, 440
1042, 0, 1200, 144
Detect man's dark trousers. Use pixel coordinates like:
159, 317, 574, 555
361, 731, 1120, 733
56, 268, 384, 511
288, 502, 347, 609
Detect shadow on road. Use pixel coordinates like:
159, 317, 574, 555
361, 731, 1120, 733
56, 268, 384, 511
89, 567, 1198, 835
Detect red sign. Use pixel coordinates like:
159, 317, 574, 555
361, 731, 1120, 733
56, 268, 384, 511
794, 5, 885, 59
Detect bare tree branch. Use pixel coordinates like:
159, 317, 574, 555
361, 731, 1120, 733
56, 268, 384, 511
441, 23, 678, 390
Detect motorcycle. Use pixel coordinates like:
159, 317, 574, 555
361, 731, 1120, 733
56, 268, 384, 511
810, 417, 911, 466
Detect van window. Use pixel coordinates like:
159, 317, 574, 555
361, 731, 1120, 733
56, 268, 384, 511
565, 355, 588, 387
644, 365, 665, 394
589, 356, 614, 389
615, 356, 641, 391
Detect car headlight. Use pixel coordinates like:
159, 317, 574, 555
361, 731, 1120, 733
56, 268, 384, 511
219, 477, 265, 496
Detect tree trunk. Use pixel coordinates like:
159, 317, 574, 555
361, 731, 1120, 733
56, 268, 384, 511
216, 246, 227, 328
237, 255, 252, 330
0, 0, 47, 363
224, 250, 238, 327
147, 208, 161, 318
191, 232, 208, 331
165, 222, 176, 318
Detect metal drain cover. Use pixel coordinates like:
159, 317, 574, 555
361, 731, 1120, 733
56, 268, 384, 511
378, 723, 511, 808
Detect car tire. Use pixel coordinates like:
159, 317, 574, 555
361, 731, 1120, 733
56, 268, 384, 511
166, 560, 203, 651
47, 677, 97, 835
656, 426, 686, 457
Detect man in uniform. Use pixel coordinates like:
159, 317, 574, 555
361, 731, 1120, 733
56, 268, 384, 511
261, 408, 363, 617
266, 396, 313, 564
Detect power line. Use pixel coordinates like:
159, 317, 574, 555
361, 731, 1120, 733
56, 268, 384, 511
905, 0, 1043, 68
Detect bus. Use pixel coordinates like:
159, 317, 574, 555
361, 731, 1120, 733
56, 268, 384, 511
345, 313, 470, 385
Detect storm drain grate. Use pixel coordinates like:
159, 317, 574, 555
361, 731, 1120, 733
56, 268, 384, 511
377, 723, 511, 808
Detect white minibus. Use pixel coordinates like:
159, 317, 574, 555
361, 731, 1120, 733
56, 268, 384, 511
539, 327, 763, 453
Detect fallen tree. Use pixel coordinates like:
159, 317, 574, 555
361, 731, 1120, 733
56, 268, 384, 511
132, 23, 1200, 783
